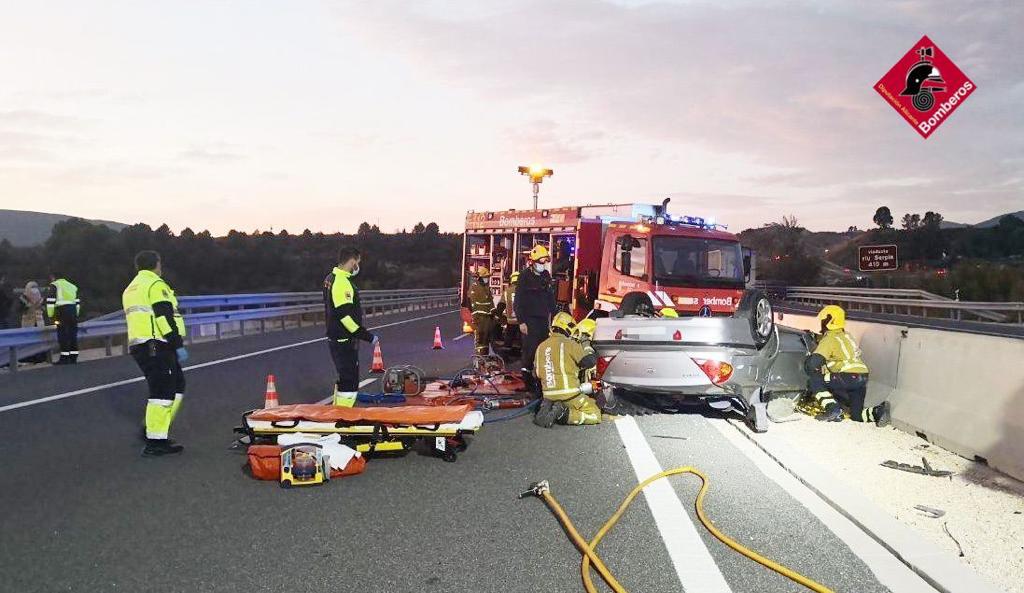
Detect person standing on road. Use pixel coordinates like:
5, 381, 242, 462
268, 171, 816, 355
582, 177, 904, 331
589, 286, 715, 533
0, 274, 12, 329
806, 305, 891, 426
20, 281, 44, 328
533, 313, 601, 428
323, 246, 378, 408
46, 272, 81, 364
468, 266, 497, 356
514, 245, 556, 391
123, 251, 187, 457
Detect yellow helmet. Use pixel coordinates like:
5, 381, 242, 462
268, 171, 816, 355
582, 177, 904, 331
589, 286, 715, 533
475, 266, 492, 278
817, 305, 846, 331
510, 271, 520, 283
660, 308, 679, 318
529, 244, 550, 262
551, 312, 575, 333
574, 318, 597, 340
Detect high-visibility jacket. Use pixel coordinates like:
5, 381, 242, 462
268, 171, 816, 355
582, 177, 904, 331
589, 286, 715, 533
814, 329, 869, 375
46, 278, 80, 318
534, 332, 597, 401
499, 282, 517, 323
323, 267, 372, 343
469, 281, 495, 318
122, 270, 185, 347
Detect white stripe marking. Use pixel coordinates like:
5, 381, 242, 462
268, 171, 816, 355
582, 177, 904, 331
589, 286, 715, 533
316, 378, 378, 405
453, 332, 472, 341
614, 416, 733, 593
0, 310, 457, 414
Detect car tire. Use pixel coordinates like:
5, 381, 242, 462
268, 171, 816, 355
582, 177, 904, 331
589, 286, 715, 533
619, 291, 655, 317
735, 289, 774, 349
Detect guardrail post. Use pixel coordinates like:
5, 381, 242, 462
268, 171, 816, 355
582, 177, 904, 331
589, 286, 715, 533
260, 319, 266, 333
216, 322, 222, 340
240, 320, 246, 336
8, 346, 17, 373
105, 336, 113, 357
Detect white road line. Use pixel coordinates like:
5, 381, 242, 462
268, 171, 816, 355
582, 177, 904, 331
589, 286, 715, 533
315, 378, 379, 405
0, 310, 457, 414
452, 332, 472, 341
615, 416, 733, 593
708, 419, 942, 593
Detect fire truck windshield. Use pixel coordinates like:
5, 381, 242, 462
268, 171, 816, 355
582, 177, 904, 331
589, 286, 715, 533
652, 236, 745, 288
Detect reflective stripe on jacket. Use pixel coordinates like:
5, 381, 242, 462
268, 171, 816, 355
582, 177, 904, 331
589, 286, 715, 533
814, 330, 869, 374
323, 267, 372, 342
122, 270, 184, 345
469, 281, 494, 317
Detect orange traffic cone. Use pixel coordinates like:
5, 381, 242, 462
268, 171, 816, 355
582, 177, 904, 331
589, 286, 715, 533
370, 341, 385, 373
264, 374, 279, 408
462, 321, 473, 334
432, 326, 445, 350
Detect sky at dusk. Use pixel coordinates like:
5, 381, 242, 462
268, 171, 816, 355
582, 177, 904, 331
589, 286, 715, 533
0, 0, 1020, 235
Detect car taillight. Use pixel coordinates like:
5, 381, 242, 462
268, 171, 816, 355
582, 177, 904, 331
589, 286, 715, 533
692, 358, 734, 385
596, 355, 615, 379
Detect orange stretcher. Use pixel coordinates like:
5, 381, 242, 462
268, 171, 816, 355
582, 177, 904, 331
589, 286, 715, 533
238, 404, 482, 462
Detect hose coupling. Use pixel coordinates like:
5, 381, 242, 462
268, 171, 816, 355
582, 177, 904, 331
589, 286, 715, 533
518, 480, 550, 499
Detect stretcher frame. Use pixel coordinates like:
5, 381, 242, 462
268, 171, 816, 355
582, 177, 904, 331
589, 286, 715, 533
236, 408, 480, 463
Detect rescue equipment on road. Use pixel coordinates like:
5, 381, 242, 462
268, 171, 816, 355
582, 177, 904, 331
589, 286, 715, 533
264, 374, 279, 408
432, 326, 445, 349
279, 444, 329, 488
520, 466, 837, 593
381, 365, 426, 396
238, 403, 483, 463
370, 341, 385, 373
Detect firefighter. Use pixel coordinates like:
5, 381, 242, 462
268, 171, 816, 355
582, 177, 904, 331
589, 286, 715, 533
123, 251, 187, 457
324, 246, 378, 407
533, 313, 600, 427
497, 271, 520, 352
46, 273, 80, 364
469, 266, 497, 356
514, 245, 557, 389
807, 305, 891, 426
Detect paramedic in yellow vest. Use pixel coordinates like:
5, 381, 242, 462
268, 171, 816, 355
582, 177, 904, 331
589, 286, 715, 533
533, 313, 601, 428
469, 266, 496, 356
123, 251, 187, 457
806, 305, 891, 426
324, 246, 378, 407
46, 273, 80, 364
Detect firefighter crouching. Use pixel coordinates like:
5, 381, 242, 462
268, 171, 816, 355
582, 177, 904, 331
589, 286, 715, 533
468, 266, 498, 356
533, 313, 601, 428
806, 305, 891, 426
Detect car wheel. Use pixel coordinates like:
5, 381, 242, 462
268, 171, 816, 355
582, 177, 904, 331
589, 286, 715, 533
619, 292, 655, 317
735, 289, 774, 349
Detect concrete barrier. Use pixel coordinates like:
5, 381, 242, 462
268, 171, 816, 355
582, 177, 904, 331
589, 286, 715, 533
778, 311, 1024, 481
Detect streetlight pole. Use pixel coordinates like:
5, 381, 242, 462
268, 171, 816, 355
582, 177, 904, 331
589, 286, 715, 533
518, 164, 553, 210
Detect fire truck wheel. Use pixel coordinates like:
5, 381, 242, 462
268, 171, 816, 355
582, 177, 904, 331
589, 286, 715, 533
735, 289, 774, 349
619, 292, 655, 317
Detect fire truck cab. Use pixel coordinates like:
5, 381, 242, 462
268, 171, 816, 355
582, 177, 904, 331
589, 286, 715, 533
460, 200, 756, 321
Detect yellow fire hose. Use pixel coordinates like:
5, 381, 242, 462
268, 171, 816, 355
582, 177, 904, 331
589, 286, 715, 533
520, 466, 835, 593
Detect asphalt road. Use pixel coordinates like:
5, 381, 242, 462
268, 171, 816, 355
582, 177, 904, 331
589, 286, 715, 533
0, 308, 930, 593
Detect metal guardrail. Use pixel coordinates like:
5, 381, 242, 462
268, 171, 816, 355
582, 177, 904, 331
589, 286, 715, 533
779, 287, 1023, 324
1, 288, 459, 371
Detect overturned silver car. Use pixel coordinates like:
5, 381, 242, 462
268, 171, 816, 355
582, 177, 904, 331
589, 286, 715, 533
592, 290, 814, 432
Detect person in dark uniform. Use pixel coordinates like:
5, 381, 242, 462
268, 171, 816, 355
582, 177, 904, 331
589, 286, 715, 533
514, 244, 557, 392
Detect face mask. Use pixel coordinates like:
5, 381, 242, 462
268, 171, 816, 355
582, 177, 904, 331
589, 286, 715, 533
533, 262, 546, 273
351, 263, 360, 276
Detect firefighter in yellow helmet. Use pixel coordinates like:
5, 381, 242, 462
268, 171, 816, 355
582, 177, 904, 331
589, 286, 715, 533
659, 307, 679, 318
806, 305, 891, 426
515, 244, 557, 391
533, 312, 601, 428
468, 266, 497, 356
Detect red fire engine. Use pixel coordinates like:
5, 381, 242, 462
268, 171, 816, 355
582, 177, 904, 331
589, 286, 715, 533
460, 200, 756, 322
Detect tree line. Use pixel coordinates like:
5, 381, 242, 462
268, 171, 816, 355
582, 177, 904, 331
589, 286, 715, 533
0, 219, 462, 320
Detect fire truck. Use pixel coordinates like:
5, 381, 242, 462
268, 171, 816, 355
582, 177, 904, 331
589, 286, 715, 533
459, 199, 756, 323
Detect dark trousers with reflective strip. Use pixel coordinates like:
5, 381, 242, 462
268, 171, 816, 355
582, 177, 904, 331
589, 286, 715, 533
329, 339, 360, 392
130, 341, 185, 399
55, 305, 78, 361
473, 314, 495, 356
809, 370, 870, 422
520, 316, 550, 374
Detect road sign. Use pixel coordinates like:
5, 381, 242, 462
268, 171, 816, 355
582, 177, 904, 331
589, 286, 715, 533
859, 245, 899, 272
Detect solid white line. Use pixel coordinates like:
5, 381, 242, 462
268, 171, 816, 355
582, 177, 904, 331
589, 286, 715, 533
452, 332, 472, 341
0, 310, 457, 414
316, 378, 379, 405
707, 418, 940, 593
614, 416, 733, 593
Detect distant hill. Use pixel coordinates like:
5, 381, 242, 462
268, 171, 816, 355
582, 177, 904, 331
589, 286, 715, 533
974, 210, 1024, 229
0, 209, 127, 247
